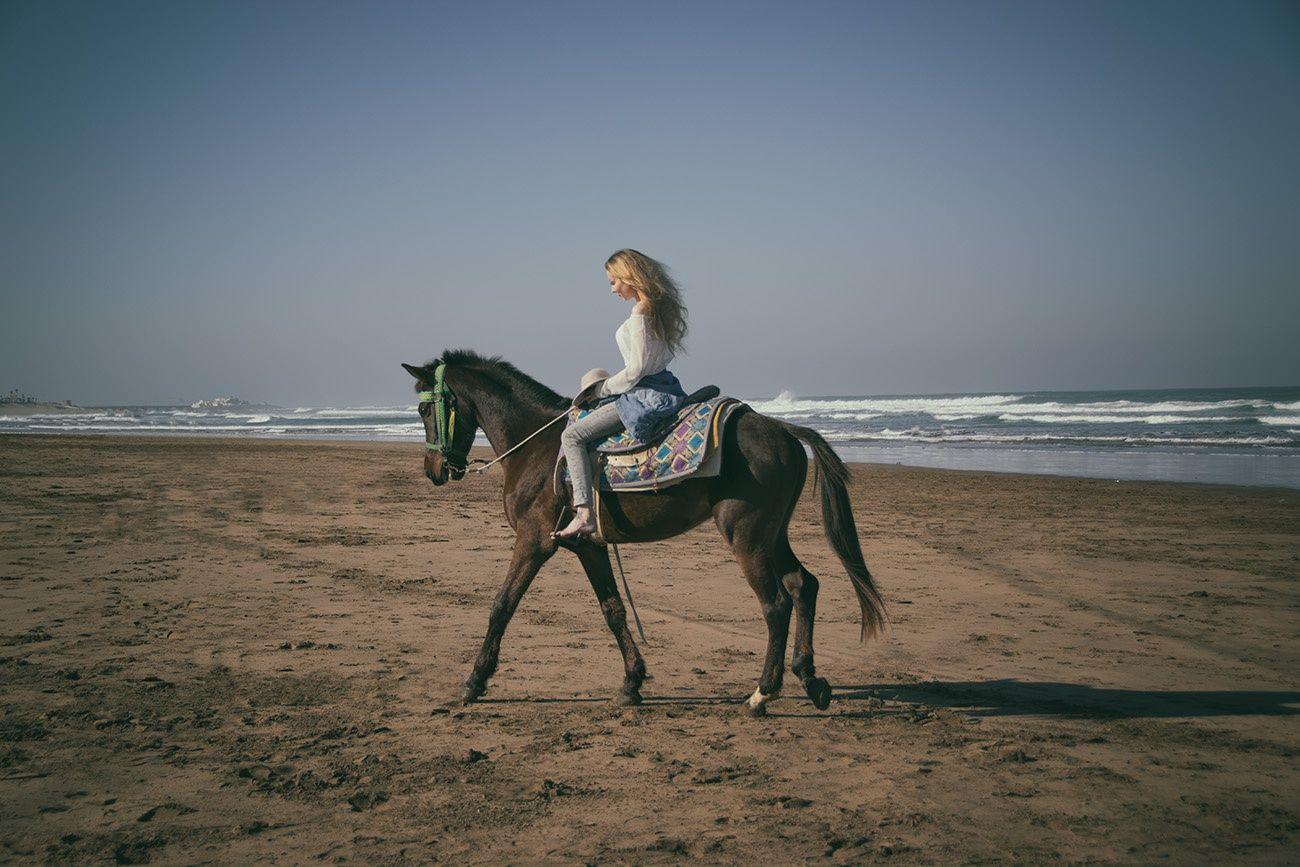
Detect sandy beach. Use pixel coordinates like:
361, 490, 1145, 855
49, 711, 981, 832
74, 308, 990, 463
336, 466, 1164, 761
1, 434, 1297, 863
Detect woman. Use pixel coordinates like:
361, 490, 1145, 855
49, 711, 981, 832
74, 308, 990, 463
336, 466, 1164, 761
553, 249, 690, 540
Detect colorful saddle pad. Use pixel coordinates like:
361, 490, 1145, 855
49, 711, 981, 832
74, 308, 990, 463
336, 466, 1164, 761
554, 396, 745, 493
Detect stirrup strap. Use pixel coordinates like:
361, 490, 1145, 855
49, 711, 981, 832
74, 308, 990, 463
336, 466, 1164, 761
611, 543, 646, 644
552, 505, 648, 645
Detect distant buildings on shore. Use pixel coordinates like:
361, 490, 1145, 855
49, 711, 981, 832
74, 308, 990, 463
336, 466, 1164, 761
2, 389, 73, 407
3, 389, 266, 410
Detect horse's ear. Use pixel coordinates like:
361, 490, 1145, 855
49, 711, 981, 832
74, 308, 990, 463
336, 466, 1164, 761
401, 363, 423, 380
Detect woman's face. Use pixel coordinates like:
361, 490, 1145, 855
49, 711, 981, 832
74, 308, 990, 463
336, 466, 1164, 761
607, 270, 638, 302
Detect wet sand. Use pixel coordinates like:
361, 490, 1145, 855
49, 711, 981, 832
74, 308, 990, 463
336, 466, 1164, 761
1, 434, 1297, 863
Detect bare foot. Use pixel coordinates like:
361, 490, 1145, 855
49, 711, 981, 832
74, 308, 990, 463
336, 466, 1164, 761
553, 509, 595, 540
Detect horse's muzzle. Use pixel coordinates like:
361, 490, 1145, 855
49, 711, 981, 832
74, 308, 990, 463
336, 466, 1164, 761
424, 455, 450, 486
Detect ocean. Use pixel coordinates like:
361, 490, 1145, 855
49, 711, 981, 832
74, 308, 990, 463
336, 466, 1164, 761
747, 386, 1300, 490
5, 386, 1298, 489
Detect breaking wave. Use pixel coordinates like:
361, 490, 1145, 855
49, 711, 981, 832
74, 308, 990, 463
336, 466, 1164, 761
750, 386, 1300, 454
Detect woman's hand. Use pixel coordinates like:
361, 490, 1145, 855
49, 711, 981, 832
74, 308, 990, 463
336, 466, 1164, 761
572, 376, 607, 410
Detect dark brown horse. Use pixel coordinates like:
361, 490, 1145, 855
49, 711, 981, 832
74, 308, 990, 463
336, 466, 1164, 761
402, 350, 885, 714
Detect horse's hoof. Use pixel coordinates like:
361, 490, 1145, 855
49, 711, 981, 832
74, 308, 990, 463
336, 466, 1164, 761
613, 689, 643, 707
746, 701, 768, 718
806, 677, 832, 710
460, 684, 484, 705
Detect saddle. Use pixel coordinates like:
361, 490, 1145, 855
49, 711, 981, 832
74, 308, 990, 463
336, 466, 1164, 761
553, 386, 746, 496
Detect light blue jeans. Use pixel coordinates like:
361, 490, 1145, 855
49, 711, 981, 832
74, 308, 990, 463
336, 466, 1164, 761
560, 401, 625, 507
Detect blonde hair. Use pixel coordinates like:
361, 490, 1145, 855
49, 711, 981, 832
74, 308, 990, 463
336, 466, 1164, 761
604, 249, 688, 353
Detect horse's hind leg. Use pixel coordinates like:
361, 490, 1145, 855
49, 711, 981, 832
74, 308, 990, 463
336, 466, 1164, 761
776, 536, 832, 710
745, 561, 793, 716
716, 504, 793, 716
574, 543, 647, 706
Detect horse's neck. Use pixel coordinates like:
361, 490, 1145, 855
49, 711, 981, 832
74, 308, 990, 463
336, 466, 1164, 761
477, 401, 559, 457
454, 367, 566, 471
462, 374, 560, 454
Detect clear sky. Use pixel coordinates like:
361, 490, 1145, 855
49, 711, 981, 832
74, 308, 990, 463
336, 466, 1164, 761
2, 0, 1297, 406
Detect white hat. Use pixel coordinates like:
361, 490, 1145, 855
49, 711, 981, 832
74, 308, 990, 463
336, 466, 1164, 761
573, 367, 609, 407
579, 367, 609, 391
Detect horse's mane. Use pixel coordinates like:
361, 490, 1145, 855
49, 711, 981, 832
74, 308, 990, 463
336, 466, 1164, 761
427, 348, 569, 410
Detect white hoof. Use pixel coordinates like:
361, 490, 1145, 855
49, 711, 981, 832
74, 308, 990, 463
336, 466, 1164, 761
747, 686, 780, 710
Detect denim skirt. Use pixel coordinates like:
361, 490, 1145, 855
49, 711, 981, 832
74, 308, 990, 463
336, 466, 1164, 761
603, 369, 688, 443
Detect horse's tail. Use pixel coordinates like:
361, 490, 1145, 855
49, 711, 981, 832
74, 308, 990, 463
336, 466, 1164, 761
773, 418, 887, 641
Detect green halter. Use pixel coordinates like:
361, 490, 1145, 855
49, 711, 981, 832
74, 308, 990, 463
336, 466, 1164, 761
417, 363, 466, 471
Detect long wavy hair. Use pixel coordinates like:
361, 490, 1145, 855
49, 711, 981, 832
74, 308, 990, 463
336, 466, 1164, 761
604, 249, 688, 354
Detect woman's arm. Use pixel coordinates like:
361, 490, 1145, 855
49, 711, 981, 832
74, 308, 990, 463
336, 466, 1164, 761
598, 313, 653, 397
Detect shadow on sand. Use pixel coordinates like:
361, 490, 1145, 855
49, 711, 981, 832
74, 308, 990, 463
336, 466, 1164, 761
835, 680, 1300, 719
476, 680, 1300, 720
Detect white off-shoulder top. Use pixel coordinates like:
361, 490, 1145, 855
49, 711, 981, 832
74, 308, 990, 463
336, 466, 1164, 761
598, 313, 675, 397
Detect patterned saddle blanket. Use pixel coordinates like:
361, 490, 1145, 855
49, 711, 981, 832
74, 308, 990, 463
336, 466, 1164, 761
554, 396, 746, 493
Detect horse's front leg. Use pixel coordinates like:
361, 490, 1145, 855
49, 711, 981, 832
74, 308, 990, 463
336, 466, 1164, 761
461, 529, 558, 704
574, 542, 647, 705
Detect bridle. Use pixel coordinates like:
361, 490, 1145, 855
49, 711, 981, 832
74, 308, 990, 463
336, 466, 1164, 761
416, 362, 570, 479
417, 363, 472, 477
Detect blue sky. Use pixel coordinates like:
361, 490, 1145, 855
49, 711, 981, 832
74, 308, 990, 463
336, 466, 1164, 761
2, 0, 1297, 405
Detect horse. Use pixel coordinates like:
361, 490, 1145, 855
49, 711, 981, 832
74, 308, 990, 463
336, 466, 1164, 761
401, 349, 885, 715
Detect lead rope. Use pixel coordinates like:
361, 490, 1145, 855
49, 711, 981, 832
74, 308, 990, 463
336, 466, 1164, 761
466, 411, 569, 474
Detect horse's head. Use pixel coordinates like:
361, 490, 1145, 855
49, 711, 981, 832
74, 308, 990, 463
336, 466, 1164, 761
402, 361, 478, 486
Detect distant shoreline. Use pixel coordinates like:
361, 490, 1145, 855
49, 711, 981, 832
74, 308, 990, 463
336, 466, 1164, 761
0, 402, 83, 417
2, 433, 1297, 492
0, 401, 278, 417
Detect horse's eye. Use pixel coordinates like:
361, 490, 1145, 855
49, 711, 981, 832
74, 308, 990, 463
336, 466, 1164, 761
418, 403, 431, 418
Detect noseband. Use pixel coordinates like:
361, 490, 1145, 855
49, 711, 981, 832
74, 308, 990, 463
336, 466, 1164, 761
418, 363, 470, 475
